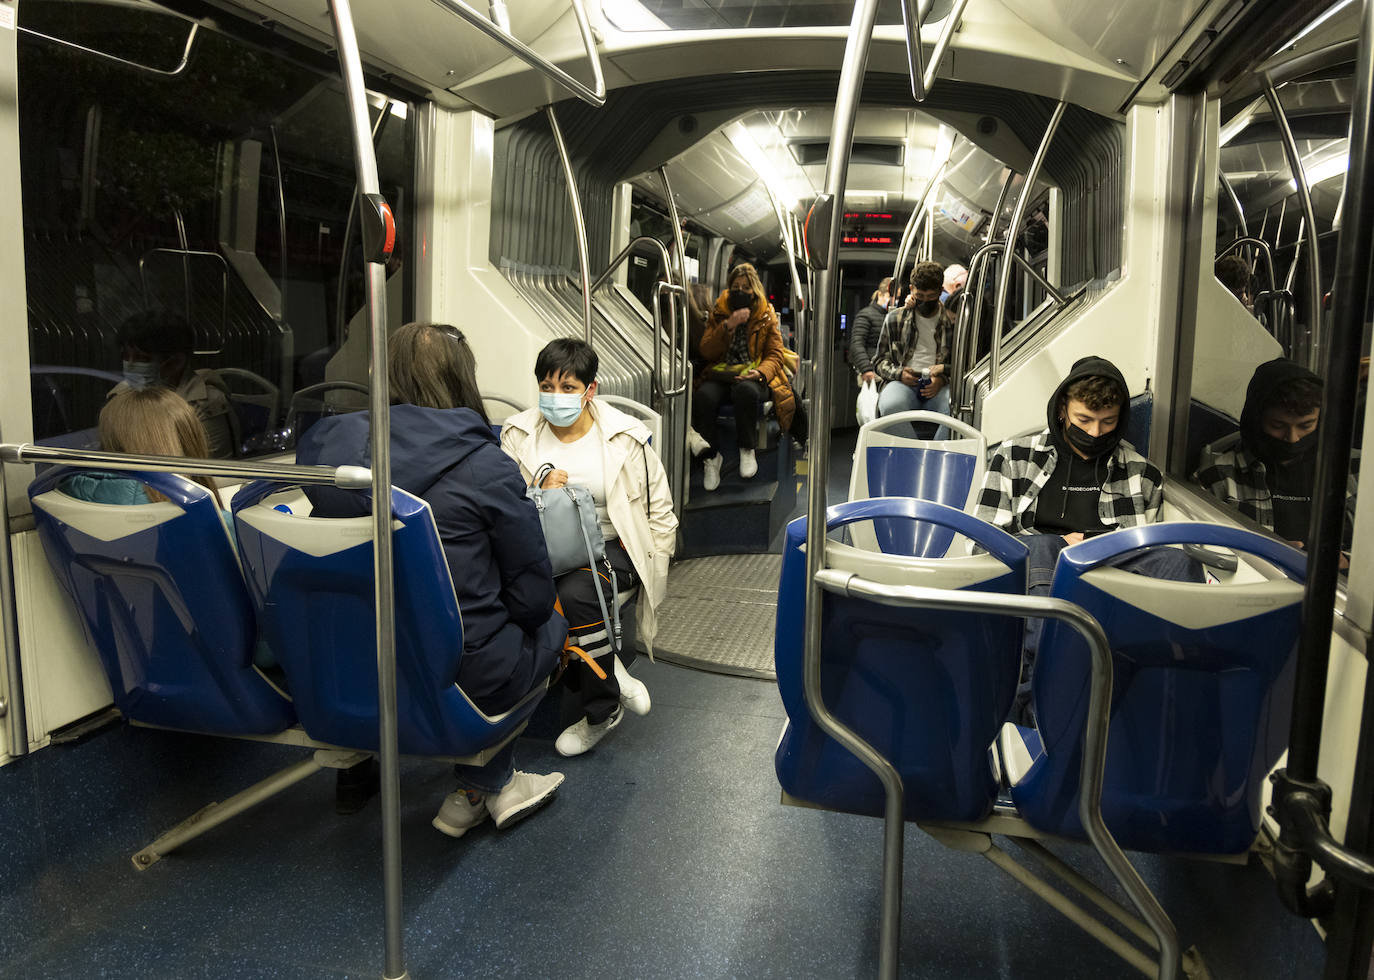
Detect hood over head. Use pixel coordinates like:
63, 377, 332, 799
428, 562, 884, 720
1239, 357, 1322, 450
1045, 355, 1130, 456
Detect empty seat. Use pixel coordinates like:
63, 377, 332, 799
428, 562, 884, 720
847, 410, 986, 557
218, 367, 281, 449
232, 481, 545, 756
1008, 522, 1306, 854
28, 468, 294, 735
774, 497, 1027, 822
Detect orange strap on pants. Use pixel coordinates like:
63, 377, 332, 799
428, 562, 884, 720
553, 597, 608, 680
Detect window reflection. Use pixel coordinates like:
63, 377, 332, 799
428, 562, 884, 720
19, 1, 412, 454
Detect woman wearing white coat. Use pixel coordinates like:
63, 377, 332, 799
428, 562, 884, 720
501, 339, 678, 757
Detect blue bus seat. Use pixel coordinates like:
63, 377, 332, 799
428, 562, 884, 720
847, 411, 986, 558
1008, 522, 1306, 854
774, 498, 1028, 823
232, 481, 546, 756
28, 468, 294, 736
598, 394, 661, 447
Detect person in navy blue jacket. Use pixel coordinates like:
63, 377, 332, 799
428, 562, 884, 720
297, 322, 567, 837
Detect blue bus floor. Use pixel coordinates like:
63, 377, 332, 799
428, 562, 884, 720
0, 660, 1324, 979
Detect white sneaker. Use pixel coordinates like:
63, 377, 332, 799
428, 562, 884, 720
487, 770, 565, 829
702, 453, 723, 492
614, 656, 651, 716
686, 428, 712, 458
555, 707, 623, 757
432, 790, 489, 838
738, 448, 758, 479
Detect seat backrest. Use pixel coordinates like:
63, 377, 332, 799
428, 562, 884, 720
597, 394, 662, 447
218, 368, 281, 443
1012, 523, 1305, 854
28, 468, 293, 735
847, 411, 986, 557
232, 482, 539, 755
285, 381, 368, 445
774, 498, 1028, 823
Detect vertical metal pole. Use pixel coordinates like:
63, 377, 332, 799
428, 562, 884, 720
0, 426, 29, 759
805, 1, 903, 977
547, 105, 593, 343
324, 3, 406, 978
989, 101, 1065, 390
658, 166, 691, 522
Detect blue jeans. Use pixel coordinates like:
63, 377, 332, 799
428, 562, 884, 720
876, 379, 952, 440
1013, 533, 1203, 725
452, 741, 516, 796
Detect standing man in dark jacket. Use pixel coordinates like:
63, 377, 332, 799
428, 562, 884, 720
849, 276, 893, 383
297, 322, 567, 838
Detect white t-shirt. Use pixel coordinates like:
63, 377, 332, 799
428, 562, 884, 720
903, 311, 940, 371
537, 423, 617, 542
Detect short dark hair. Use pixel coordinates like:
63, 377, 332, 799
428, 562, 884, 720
387, 322, 489, 423
117, 310, 193, 357
535, 338, 599, 387
910, 261, 943, 292
1274, 376, 1323, 417
1215, 255, 1250, 300
1063, 376, 1123, 412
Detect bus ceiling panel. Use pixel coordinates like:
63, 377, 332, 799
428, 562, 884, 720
455, 5, 1136, 120
201, 0, 598, 110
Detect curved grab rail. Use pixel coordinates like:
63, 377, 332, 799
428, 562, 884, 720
857, 408, 983, 444
822, 496, 1027, 570
430, 0, 606, 108
812, 568, 1180, 980
20, 20, 199, 77
1059, 520, 1307, 582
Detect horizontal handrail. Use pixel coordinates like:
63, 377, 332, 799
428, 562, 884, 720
430, 0, 606, 107
813, 570, 1180, 980
0, 444, 371, 489
19, 21, 199, 77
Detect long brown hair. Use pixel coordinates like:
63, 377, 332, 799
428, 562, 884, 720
726, 262, 768, 310
387, 322, 490, 423
99, 387, 222, 505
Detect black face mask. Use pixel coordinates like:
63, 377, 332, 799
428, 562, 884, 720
915, 299, 939, 317
728, 290, 753, 311
1064, 421, 1120, 459
1255, 430, 1317, 466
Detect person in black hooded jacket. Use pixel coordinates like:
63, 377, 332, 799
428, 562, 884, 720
1196, 358, 1330, 545
297, 322, 567, 839
975, 355, 1201, 719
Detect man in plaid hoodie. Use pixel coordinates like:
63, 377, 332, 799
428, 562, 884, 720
975, 355, 1200, 718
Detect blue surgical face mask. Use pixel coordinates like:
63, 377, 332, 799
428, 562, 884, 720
122, 359, 161, 389
539, 391, 586, 427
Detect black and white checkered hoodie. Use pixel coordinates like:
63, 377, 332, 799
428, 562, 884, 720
973, 355, 1163, 535
974, 431, 1164, 535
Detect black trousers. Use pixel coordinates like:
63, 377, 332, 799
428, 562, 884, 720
554, 540, 638, 725
692, 377, 768, 452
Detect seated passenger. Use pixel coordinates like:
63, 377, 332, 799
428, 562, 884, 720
691, 262, 798, 490
1215, 254, 1255, 316
1196, 358, 1347, 549
111, 311, 239, 459
873, 260, 953, 439
73, 388, 381, 811
296, 322, 566, 837
63, 387, 223, 507
942, 263, 967, 305
502, 339, 678, 757
974, 356, 1201, 717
